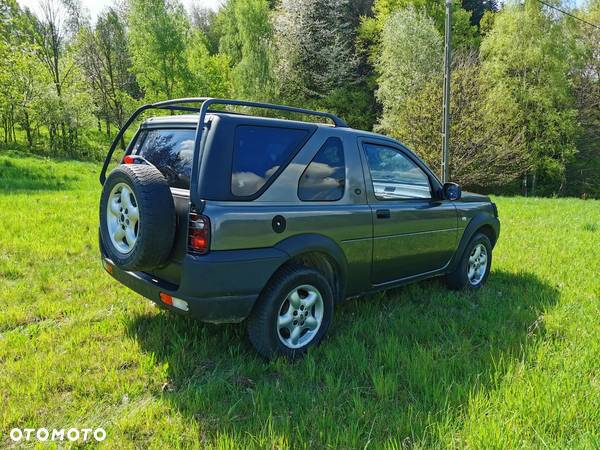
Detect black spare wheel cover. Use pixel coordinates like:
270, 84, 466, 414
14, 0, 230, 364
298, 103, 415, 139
100, 164, 176, 271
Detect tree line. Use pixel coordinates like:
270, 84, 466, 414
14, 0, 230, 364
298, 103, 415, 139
0, 0, 598, 197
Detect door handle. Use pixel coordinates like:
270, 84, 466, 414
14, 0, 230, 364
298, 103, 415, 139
376, 209, 391, 219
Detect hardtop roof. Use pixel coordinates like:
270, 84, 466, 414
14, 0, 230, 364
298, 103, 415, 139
140, 112, 392, 141
141, 112, 336, 128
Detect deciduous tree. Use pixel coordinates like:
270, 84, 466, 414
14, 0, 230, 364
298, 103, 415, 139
480, 0, 578, 195
375, 8, 441, 135
218, 0, 275, 101
565, 0, 600, 198
274, 0, 358, 102
76, 8, 139, 137
128, 0, 189, 100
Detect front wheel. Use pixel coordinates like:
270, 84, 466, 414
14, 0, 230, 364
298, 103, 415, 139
247, 265, 334, 359
446, 232, 492, 290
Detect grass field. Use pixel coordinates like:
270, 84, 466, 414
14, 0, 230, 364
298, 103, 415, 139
1, 153, 599, 449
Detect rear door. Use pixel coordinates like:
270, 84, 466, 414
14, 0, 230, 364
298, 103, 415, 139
359, 139, 458, 285
131, 126, 196, 284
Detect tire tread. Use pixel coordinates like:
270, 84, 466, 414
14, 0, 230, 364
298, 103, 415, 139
445, 232, 492, 290
247, 264, 333, 359
100, 164, 176, 271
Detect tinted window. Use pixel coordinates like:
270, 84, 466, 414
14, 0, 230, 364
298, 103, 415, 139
363, 143, 431, 200
136, 128, 196, 189
298, 137, 345, 201
231, 126, 309, 197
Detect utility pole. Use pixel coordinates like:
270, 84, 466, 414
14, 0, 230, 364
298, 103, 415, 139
441, 0, 452, 183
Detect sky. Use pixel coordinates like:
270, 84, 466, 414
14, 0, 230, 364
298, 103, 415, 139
16, 0, 592, 26
17, 0, 223, 21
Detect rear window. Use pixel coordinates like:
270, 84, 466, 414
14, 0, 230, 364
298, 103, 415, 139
135, 128, 196, 189
231, 125, 309, 197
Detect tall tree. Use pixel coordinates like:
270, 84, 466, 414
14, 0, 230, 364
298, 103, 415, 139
565, 0, 600, 198
375, 8, 530, 188
30, 0, 69, 99
0, 0, 22, 143
392, 51, 530, 188
189, 4, 219, 54
128, 0, 189, 100
359, 0, 478, 57
24, 0, 91, 153
480, 0, 578, 195
218, 0, 275, 101
27, 0, 72, 150
10, 47, 46, 148
375, 8, 442, 134
77, 8, 139, 137
274, 0, 358, 103
186, 30, 233, 97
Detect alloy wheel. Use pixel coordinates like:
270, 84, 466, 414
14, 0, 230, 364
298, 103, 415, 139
107, 182, 139, 254
467, 243, 488, 285
277, 284, 324, 349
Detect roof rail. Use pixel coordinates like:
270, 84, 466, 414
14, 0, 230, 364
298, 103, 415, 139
99, 97, 347, 184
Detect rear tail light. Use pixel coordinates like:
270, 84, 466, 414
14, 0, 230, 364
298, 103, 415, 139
159, 292, 173, 305
188, 211, 210, 254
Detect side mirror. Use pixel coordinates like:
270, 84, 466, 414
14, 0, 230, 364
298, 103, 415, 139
443, 182, 461, 201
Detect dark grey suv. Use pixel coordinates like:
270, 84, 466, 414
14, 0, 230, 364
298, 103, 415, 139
99, 98, 500, 359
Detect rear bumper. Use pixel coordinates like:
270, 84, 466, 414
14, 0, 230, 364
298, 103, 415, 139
101, 247, 288, 323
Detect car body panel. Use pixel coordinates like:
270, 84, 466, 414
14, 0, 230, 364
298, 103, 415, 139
355, 136, 459, 284
100, 109, 500, 323
369, 201, 458, 284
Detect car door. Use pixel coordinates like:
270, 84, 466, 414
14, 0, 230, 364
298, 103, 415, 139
359, 139, 459, 285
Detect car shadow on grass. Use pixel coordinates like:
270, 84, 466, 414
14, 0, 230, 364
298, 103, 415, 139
125, 269, 559, 446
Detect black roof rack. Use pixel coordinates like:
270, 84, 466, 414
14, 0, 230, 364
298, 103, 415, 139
99, 97, 348, 184
152, 97, 348, 127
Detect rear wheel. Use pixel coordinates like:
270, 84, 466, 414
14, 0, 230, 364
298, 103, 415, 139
247, 265, 334, 359
446, 232, 492, 290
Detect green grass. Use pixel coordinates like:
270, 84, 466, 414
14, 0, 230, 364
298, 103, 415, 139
1, 153, 599, 449
1, 125, 139, 163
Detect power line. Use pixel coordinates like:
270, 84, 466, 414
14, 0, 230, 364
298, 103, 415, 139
534, 0, 600, 31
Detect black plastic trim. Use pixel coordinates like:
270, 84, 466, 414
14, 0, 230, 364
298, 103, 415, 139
101, 246, 290, 323
274, 233, 349, 302
105, 259, 257, 323
448, 213, 500, 272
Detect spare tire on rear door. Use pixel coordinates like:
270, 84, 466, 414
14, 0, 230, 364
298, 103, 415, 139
100, 163, 176, 271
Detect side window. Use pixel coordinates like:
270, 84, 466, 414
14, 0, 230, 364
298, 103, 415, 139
231, 125, 309, 197
298, 137, 346, 201
363, 143, 431, 200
